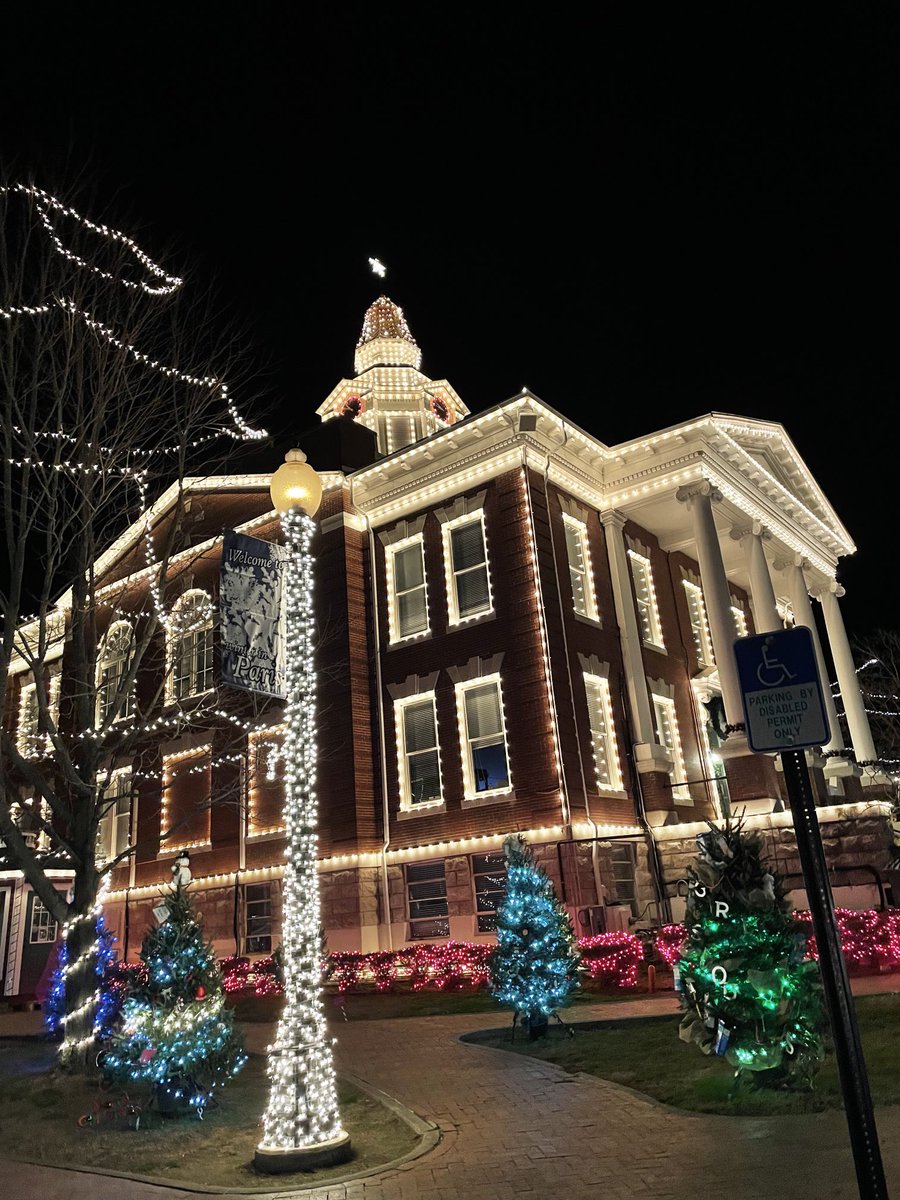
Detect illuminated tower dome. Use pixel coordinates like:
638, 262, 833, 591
317, 296, 468, 455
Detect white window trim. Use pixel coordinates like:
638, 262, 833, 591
442, 510, 494, 627
562, 513, 599, 622
17, 681, 39, 757
627, 549, 665, 651
683, 581, 715, 667
96, 620, 135, 725
583, 672, 624, 794
246, 726, 286, 838
29, 897, 58, 944
394, 691, 445, 814
731, 604, 749, 638
165, 590, 215, 703
454, 673, 513, 803
97, 766, 133, 864
386, 533, 430, 645
651, 693, 691, 803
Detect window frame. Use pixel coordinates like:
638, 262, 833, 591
386, 533, 430, 644
29, 896, 58, 944
96, 767, 133, 864
651, 693, 691, 802
583, 672, 623, 793
454, 674, 512, 802
244, 881, 274, 954
394, 691, 444, 813
166, 590, 215, 702
683, 580, 715, 668
404, 860, 450, 941
96, 620, 135, 725
627, 550, 665, 650
562, 513, 599, 621
443, 511, 494, 626
17, 680, 40, 757
471, 851, 507, 934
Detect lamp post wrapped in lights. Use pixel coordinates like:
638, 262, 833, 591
254, 449, 351, 1173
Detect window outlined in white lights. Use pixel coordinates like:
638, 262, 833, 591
394, 692, 444, 813
387, 534, 430, 643
562, 513, 599, 621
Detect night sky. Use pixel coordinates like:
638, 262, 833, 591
3, 11, 898, 636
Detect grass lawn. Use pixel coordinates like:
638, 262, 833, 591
462, 993, 900, 1116
0, 1043, 420, 1189
230, 982, 631, 1023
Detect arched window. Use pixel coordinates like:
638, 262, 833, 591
96, 621, 135, 724
167, 591, 214, 701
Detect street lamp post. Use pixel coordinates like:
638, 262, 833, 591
254, 449, 351, 1173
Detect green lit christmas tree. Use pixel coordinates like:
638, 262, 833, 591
677, 818, 825, 1089
489, 834, 581, 1039
102, 868, 247, 1115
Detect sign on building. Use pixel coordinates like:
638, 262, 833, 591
734, 626, 830, 753
219, 530, 288, 698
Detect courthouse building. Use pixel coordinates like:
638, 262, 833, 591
1, 294, 889, 993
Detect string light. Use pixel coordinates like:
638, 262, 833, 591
257, 508, 348, 1162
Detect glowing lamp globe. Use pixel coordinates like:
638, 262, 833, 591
270, 449, 322, 516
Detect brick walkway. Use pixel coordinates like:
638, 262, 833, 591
4, 983, 900, 1199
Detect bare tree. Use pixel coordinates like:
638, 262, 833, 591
0, 181, 272, 1069
847, 630, 900, 865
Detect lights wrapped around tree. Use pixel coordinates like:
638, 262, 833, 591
255, 453, 350, 1173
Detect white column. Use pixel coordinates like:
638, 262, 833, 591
675, 484, 743, 728
600, 511, 671, 774
816, 583, 877, 765
730, 523, 781, 633
778, 556, 845, 757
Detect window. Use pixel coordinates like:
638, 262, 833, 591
472, 852, 507, 933
562, 514, 598, 620
651, 694, 690, 801
29, 897, 58, 944
17, 681, 40, 757
628, 551, 664, 649
162, 746, 212, 850
683, 582, 715, 667
396, 695, 443, 809
244, 883, 274, 953
583, 674, 622, 791
456, 677, 511, 797
731, 604, 749, 638
96, 621, 135, 724
388, 537, 429, 641
405, 861, 449, 940
247, 728, 285, 836
96, 769, 132, 864
609, 843, 638, 916
445, 513, 492, 624
168, 591, 214, 701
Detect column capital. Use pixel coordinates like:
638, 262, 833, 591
729, 521, 770, 542
675, 481, 722, 506
599, 508, 628, 531
773, 552, 808, 573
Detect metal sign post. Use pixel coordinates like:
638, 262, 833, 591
735, 628, 887, 1200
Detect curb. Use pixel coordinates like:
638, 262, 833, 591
1, 1068, 441, 1196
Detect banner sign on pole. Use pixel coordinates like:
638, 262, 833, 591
219, 530, 288, 698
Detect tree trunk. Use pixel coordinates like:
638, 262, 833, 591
58, 907, 100, 1073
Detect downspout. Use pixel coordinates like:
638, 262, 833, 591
365, 510, 394, 951
535, 441, 604, 908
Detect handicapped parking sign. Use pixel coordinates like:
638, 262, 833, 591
734, 626, 831, 753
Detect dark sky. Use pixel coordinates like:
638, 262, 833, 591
3, 10, 898, 636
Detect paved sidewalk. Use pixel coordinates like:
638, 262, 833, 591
3, 981, 900, 1199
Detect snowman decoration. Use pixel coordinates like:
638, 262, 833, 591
172, 851, 192, 889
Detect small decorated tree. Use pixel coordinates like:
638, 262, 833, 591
677, 818, 825, 1089
489, 834, 581, 1039
102, 868, 247, 1115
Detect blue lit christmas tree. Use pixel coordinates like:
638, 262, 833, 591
489, 834, 581, 1039
102, 873, 246, 1115
677, 819, 825, 1089
44, 912, 119, 1041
